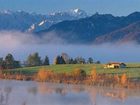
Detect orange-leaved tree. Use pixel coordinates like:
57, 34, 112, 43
91, 67, 97, 81
37, 68, 53, 82
121, 73, 127, 85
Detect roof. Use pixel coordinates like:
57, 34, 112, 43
106, 62, 126, 65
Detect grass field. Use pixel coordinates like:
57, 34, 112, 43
4, 63, 140, 79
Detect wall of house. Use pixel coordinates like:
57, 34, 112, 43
120, 64, 126, 68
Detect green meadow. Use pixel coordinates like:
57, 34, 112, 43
3, 63, 140, 79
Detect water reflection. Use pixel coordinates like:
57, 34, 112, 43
0, 86, 12, 105
0, 80, 139, 105
34, 83, 86, 96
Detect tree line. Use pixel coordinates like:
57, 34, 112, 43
0, 52, 100, 70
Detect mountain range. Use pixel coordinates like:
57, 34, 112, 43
38, 12, 140, 44
0, 9, 88, 32
0, 9, 140, 44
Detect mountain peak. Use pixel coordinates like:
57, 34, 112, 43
70, 8, 87, 15
0, 10, 12, 14
73, 8, 82, 13
128, 11, 140, 17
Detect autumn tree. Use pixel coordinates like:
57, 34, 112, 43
61, 53, 70, 64
91, 67, 97, 81
121, 73, 127, 85
37, 68, 53, 82
37, 68, 48, 82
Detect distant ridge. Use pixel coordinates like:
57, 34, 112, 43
0, 9, 88, 32
37, 12, 140, 44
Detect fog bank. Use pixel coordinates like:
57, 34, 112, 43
0, 31, 140, 63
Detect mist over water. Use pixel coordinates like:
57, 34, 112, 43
0, 31, 140, 63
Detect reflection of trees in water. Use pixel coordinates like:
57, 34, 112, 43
22, 101, 26, 105
98, 88, 127, 102
87, 87, 97, 105
28, 83, 86, 96
70, 86, 85, 93
28, 82, 129, 104
28, 87, 37, 95
55, 87, 67, 96
87, 87, 128, 105
0, 87, 12, 105
37, 83, 54, 94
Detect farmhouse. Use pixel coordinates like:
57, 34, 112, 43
104, 62, 126, 69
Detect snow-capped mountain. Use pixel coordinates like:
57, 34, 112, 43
28, 8, 88, 32
0, 9, 88, 32
0, 10, 46, 31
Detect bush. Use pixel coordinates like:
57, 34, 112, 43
90, 67, 97, 81
37, 68, 53, 82
121, 73, 127, 85
72, 68, 86, 80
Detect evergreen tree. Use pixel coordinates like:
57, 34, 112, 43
43, 56, 50, 65
87, 57, 94, 64
69, 58, 74, 64
75, 57, 85, 64
54, 55, 66, 64
0, 58, 5, 69
5, 53, 15, 69
4, 54, 20, 69
27, 52, 42, 66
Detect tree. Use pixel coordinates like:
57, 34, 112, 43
14, 61, 21, 68
72, 68, 86, 80
61, 53, 70, 64
54, 55, 66, 65
54, 56, 60, 64
5, 53, 15, 69
75, 57, 85, 64
3, 54, 20, 69
69, 58, 74, 64
43, 56, 50, 65
0, 58, 3, 66
27, 52, 42, 67
0, 58, 5, 69
60, 56, 66, 64
91, 67, 97, 81
87, 57, 94, 64
96, 61, 101, 64
121, 73, 127, 85
4, 53, 20, 69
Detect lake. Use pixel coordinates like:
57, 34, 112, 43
0, 80, 139, 105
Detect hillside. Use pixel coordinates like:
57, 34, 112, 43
38, 12, 140, 44
95, 21, 140, 44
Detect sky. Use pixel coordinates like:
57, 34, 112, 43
0, 0, 140, 16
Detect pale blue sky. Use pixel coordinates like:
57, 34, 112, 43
0, 0, 140, 16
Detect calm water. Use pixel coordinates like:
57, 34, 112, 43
0, 80, 139, 105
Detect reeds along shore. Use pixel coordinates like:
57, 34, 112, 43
0, 68, 140, 89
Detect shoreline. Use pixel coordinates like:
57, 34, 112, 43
0, 73, 140, 90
